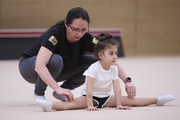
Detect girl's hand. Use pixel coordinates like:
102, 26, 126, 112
86, 106, 99, 111
116, 105, 131, 110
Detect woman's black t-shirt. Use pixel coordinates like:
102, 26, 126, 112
21, 22, 96, 65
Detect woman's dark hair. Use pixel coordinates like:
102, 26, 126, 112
94, 33, 119, 59
56, 7, 90, 26
65, 7, 90, 26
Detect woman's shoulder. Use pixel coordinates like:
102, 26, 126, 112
49, 23, 64, 34
44, 23, 65, 40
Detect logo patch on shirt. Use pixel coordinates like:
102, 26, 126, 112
92, 37, 98, 44
49, 36, 58, 46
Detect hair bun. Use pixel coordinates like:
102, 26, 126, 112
97, 33, 113, 41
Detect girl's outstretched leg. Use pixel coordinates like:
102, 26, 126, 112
156, 95, 175, 106
122, 95, 175, 106
35, 96, 87, 112
105, 95, 175, 107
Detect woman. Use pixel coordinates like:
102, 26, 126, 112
19, 7, 136, 102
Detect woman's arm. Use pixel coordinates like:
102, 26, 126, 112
114, 62, 128, 83
35, 46, 73, 101
85, 76, 98, 111
114, 62, 136, 99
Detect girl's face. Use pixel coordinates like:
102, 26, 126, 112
65, 18, 89, 43
99, 45, 118, 69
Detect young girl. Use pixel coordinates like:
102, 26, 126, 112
35, 33, 175, 112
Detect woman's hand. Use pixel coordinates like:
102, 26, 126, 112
86, 106, 99, 111
55, 87, 74, 102
125, 82, 136, 99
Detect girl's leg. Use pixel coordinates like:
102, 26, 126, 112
105, 95, 175, 107
53, 96, 87, 110
35, 96, 88, 112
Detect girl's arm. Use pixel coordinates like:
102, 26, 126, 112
113, 79, 122, 106
113, 79, 130, 110
85, 76, 98, 111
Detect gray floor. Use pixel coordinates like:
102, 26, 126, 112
0, 56, 180, 120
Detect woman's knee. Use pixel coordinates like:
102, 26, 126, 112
47, 54, 64, 78
80, 53, 98, 70
19, 57, 37, 84
83, 53, 98, 63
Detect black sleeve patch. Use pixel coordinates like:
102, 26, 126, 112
92, 37, 98, 45
49, 35, 58, 46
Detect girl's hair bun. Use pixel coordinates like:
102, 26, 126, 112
96, 33, 113, 41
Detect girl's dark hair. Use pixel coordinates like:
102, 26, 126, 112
65, 7, 90, 26
94, 33, 119, 58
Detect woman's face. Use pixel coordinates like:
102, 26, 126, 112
65, 18, 89, 43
